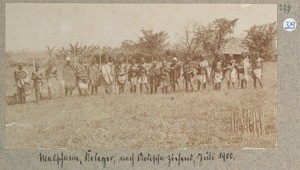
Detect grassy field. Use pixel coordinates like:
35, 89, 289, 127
5, 62, 277, 149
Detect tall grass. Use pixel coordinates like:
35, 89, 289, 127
5, 63, 277, 149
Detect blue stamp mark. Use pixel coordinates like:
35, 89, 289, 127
283, 18, 297, 32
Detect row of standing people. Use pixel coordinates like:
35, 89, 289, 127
211, 53, 264, 91
14, 53, 264, 103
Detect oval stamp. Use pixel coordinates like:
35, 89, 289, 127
283, 18, 297, 31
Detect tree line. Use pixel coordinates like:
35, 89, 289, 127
6, 18, 277, 67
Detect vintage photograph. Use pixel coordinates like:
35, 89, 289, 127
5, 3, 277, 149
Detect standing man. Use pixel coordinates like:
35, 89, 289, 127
182, 57, 194, 92
137, 58, 149, 93
14, 61, 30, 103
169, 57, 181, 92
75, 57, 89, 96
148, 61, 160, 94
101, 56, 115, 94
196, 55, 209, 91
128, 58, 138, 94
31, 62, 44, 102
160, 60, 170, 94
252, 52, 264, 88
62, 56, 76, 97
45, 61, 59, 99
212, 55, 223, 91
238, 53, 251, 89
89, 56, 101, 95
115, 57, 127, 94
224, 55, 238, 90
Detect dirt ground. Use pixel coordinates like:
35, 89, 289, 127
5, 62, 277, 149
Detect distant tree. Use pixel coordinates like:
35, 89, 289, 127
178, 18, 238, 60
178, 22, 204, 57
120, 40, 138, 61
136, 29, 169, 62
206, 18, 239, 54
242, 22, 277, 61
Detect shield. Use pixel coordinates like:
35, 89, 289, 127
63, 66, 76, 90
41, 80, 49, 99
102, 64, 114, 85
48, 78, 60, 98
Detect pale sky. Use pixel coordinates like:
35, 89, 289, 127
6, 3, 276, 51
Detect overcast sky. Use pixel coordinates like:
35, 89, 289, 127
6, 3, 276, 51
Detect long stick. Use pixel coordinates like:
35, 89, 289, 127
231, 112, 234, 132
233, 111, 236, 132
240, 109, 244, 134
236, 111, 239, 134
247, 109, 250, 133
253, 109, 256, 136
256, 109, 261, 136
262, 110, 265, 135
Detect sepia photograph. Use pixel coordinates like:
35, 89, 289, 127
5, 3, 277, 149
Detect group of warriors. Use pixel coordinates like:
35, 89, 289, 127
13, 52, 264, 103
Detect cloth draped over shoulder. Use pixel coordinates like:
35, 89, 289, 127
45, 66, 60, 98
63, 64, 77, 90
89, 64, 101, 87
148, 65, 160, 86
170, 63, 181, 82
101, 62, 115, 86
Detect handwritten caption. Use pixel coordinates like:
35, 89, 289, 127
37, 150, 235, 168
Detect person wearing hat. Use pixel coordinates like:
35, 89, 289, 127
14, 61, 30, 103
137, 57, 149, 93
182, 57, 194, 92
31, 62, 45, 101
169, 57, 181, 92
196, 55, 209, 91
115, 57, 127, 94
148, 60, 160, 94
62, 56, 76, 97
